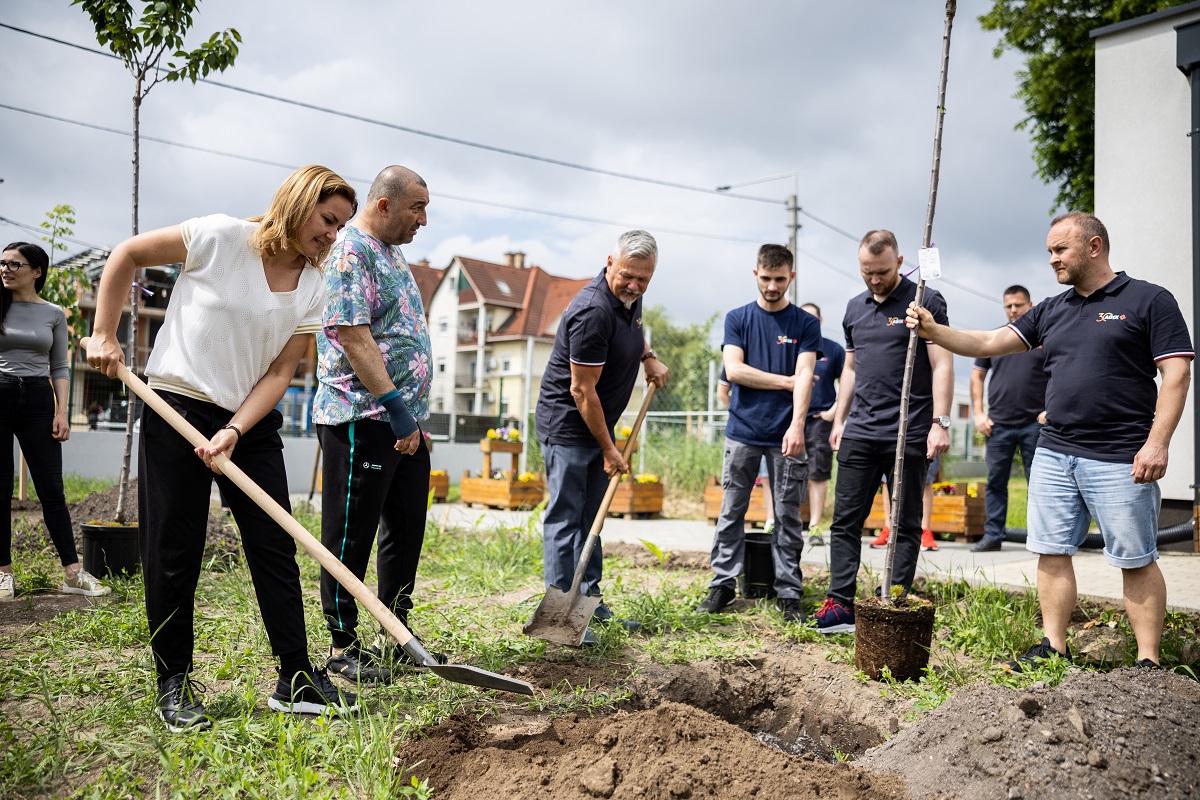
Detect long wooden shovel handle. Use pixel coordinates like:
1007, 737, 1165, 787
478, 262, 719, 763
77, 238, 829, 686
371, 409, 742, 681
83, 340, 416, 649
565, 382, 657, 597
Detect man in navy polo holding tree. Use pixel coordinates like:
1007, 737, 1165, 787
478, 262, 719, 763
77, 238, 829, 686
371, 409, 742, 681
969, 284, 1048, 552
814, 229, 953, 634
907, 212, 1192, 670
697, 244, 821, 623
536, 230, 669, 641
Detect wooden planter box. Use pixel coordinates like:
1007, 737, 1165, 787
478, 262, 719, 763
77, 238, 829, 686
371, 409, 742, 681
864, 483, 987, 541
480, 438, 522, 454
428, 472, 449, 501
704, 477, 809, 527
460, 474, 545, 509
608, 480, 664, 519
614, 437, 639, 453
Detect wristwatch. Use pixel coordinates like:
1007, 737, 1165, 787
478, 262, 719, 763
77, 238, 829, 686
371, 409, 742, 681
934, 415, 951, 429
641, 349, 658, 362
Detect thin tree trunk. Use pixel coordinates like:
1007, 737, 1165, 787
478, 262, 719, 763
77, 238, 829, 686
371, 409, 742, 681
114, 87, 142, 525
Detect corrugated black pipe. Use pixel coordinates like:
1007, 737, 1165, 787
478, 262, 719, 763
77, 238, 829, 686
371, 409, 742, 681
1001, 520, 1194, 549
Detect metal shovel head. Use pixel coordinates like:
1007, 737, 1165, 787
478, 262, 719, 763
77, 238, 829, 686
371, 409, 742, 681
402, 635, 535, 695
522, 587, 602, 647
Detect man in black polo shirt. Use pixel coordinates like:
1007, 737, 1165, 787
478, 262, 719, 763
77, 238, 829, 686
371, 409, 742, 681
907, 212, 1193, 670
814, 230, 953, 634
969, 285, 1048, 553
535, 230, 669, 639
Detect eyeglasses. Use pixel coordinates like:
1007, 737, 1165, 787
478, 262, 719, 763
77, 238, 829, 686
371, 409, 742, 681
0, 260, 31, 272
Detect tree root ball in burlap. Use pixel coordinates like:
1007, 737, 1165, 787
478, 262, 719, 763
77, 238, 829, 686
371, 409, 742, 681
854, 595, 935, 682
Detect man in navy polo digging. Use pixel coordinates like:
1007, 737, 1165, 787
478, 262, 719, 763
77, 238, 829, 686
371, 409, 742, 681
907, 212, 1193, 670
697, 244, 821, 623
969, 284, 1048, 553
814, 229, 953, 634
535, 230, 669, 642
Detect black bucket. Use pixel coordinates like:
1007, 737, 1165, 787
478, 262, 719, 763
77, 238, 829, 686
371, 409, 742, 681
738, 530, 776, 599
81, 523, 140, 578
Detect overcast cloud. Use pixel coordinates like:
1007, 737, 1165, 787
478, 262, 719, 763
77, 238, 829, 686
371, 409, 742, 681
1, 0, 1068, 387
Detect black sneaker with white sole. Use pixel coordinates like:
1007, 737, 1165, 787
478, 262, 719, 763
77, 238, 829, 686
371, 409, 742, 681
327, 644, 392, 685
697, 585, 736, 614
1003, 637, 1071, 673
156, 673, 212, 733
268, 667, 358, 716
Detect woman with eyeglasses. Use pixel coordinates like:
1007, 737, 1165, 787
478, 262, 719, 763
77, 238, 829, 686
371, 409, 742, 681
0, 242, 110, 602
86, 165, 359, 733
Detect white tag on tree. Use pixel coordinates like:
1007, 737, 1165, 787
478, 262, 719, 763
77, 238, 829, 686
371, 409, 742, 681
918, 247, 941, 280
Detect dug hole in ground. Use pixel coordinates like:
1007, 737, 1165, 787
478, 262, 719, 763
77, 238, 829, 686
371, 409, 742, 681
9, 484, 1200, 800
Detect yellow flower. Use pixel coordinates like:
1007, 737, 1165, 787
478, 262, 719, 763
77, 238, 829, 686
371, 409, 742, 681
967, 485, 978, 498
486, 428, 499, 440
635, 473, 659, 484
620, 425, 633, 438
508, 429, 521, 440
430, 470, 446, 477
517, 471, 536, 482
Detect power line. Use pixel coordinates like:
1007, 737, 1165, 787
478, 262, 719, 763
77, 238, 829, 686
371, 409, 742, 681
0, 214, 106, 250
0, 102, 764, 245
0, 21, 861, 240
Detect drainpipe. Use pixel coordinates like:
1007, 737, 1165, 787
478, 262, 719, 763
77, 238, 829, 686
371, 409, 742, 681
1178, 18, 1200, 550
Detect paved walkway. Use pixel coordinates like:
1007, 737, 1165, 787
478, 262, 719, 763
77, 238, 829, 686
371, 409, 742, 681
420, 502, 1200, 613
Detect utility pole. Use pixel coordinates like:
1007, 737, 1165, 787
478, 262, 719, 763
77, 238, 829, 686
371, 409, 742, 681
786, 193, 800, 305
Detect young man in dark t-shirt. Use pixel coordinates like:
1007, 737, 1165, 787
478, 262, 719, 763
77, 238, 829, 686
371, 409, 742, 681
799, 302, 845, 548
969, 284, 1048, 552
814, 230, 953, 634
535, 230, 670, 642
907, 212, 1193, 671
698, 245, 821, 623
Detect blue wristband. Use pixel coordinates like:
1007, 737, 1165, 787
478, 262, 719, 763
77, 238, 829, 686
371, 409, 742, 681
378, 390, 418, 439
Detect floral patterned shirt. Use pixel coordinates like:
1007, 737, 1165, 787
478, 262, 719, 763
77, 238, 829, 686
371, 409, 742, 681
313, 225, 432, 426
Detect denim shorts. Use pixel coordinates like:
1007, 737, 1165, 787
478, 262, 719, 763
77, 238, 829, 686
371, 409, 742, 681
1026, 447, 1161, 568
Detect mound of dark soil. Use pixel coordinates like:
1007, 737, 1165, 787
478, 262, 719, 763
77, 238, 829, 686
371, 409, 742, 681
861, 667, 1200, 799
603, 541, 709, 571
10, 479, 242, 563
396, 701, 908, 800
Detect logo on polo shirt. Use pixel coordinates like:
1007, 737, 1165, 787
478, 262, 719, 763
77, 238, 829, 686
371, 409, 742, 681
776, 335, 797, 345
1095, 312, 1127, 323
885, 316, 903, 327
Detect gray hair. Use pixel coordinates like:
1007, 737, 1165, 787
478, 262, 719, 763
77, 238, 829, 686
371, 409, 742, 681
612, 230, 658, 263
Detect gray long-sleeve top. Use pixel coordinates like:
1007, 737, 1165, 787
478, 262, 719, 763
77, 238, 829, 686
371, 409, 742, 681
0, 301, 69, 380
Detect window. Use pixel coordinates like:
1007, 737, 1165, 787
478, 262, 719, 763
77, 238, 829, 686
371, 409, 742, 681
438, 317, 448, 333
496, 279, 511, 295
502, 357, 511, 372
437, 358, 446, 374
956, 403, 969, 420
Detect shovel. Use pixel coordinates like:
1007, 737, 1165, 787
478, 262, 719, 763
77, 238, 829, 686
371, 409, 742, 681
84, 340, 534, 696
523, 383, 656, 646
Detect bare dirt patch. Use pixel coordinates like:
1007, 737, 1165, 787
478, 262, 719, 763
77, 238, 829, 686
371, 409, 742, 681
862, 667, 1200, 799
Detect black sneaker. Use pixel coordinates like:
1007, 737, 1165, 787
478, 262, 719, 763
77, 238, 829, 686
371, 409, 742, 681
970, 537, 1002, 553
593, 600, 642, 631
268, 667, 358, 716
375, 632, 449, 669
697, 585, 736, 613
777, 597, 806, 623
156, 673, 212, 733
1003, 637, 1072, 673
326, 644, 392, 685
1135, 658, 1162, 669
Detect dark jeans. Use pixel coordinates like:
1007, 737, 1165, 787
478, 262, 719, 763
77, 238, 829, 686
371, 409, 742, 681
983, 421, 1041, 542
541, 442, 607, 596
827, 437, 926, 605
318, 420, 430, 649
139, 393, 308, 680
0, 376, 75, 567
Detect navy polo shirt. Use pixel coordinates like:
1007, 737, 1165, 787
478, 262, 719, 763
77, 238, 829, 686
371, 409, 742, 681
842, 276, 949, 442
1009, 272, 1194, 463
536, 269, 645, 448
809, 336, 845, 417
974, 345, 1047, 427
723, 302, 823, 446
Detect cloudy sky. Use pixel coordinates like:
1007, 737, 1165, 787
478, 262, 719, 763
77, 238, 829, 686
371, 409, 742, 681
2, 0, 1068, 387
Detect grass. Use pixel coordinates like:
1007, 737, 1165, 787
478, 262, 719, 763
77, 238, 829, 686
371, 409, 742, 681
11, 475, 114, 504
2, 478, 1197, 798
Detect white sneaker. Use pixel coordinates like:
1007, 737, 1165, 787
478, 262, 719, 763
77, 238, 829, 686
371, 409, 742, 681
62, 569, 111, 597
0, 572, 13, 600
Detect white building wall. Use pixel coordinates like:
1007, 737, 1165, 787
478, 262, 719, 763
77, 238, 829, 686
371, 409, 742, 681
1095, 9, 1200, 501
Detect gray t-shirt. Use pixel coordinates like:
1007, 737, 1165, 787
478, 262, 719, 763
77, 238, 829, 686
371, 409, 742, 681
0, 301, 69, 379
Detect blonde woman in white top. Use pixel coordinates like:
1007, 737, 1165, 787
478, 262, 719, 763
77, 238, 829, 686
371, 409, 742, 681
87, 165, 358, 732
